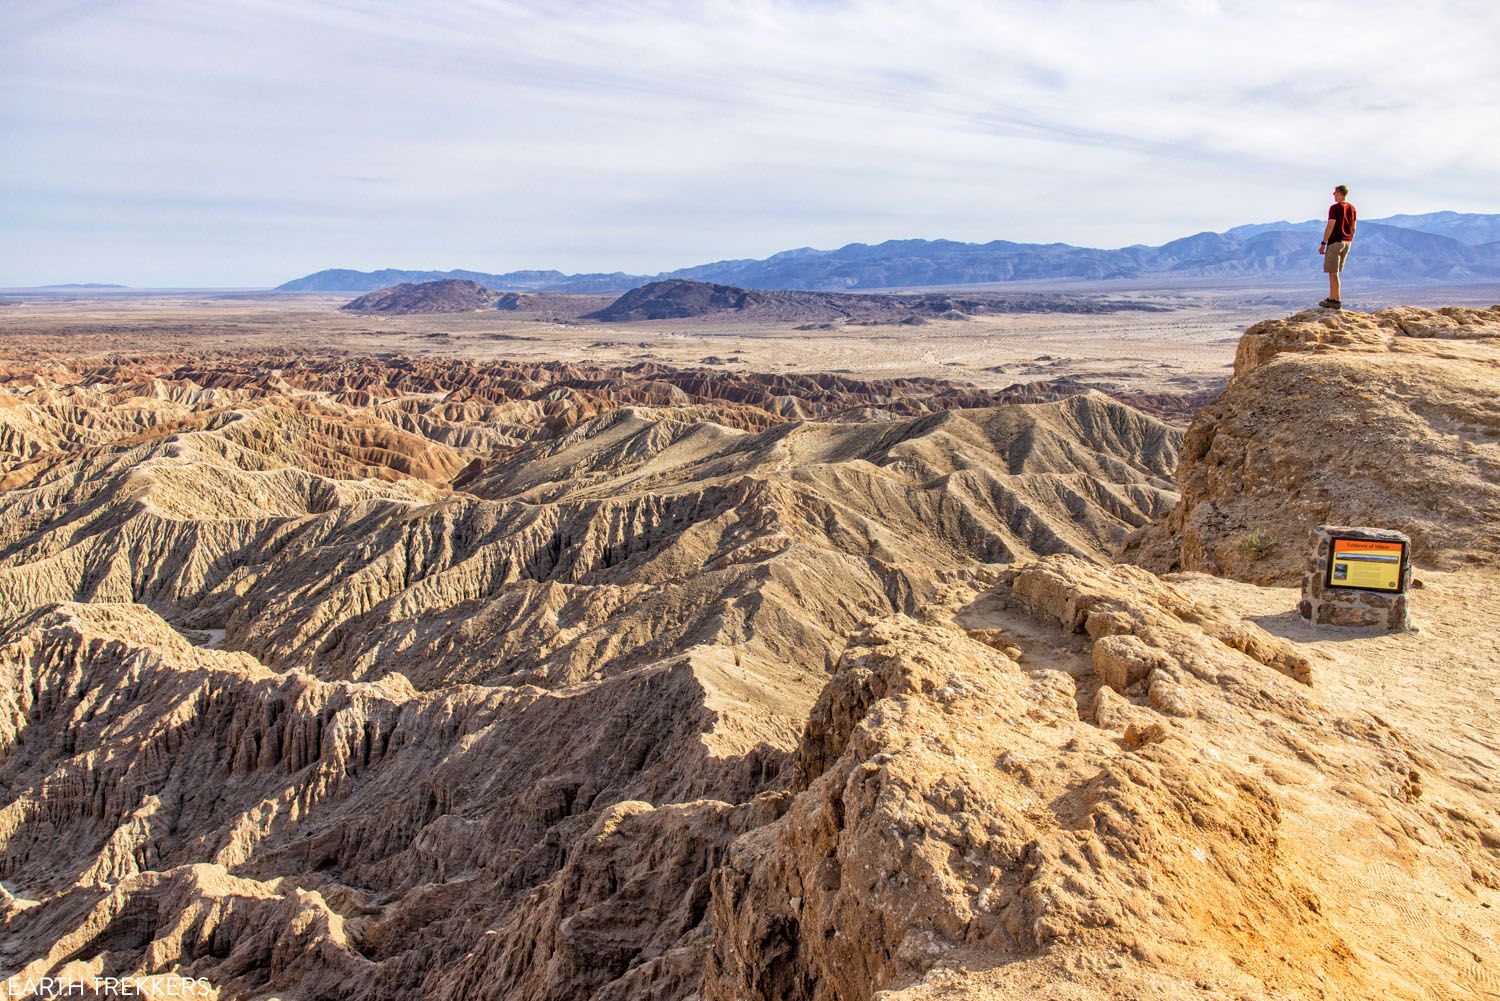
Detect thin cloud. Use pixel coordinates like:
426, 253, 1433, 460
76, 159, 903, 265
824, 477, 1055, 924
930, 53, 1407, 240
3, 0, 1498, 285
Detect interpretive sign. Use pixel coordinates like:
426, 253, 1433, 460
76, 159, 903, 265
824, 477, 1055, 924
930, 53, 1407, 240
1326, 536, 1407, 593
1299, 524, 1413, 631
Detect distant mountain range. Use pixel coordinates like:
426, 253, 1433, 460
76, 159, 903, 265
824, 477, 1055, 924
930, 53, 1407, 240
278, 211, 1500, 294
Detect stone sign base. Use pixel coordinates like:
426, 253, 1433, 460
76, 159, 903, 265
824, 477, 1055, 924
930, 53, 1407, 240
1299, 525, 1412, 631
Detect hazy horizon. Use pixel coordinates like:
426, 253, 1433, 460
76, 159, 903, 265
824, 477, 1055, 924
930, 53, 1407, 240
6, 0, 1500, 287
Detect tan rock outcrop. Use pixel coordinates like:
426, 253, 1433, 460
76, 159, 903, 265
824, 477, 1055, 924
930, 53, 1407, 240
1125, 306, 1500, 583
704, 557, 1498, 1000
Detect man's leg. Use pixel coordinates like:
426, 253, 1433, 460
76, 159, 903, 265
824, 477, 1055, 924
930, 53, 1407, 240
1321, 244, 1339, 306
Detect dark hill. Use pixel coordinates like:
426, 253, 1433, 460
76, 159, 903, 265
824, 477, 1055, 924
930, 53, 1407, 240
584, 280, 1170, 323
586, 280, 767, 320
342, 279, 500, 314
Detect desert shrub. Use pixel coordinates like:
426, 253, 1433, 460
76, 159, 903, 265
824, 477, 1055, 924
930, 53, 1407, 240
1235, 530, 1275, 561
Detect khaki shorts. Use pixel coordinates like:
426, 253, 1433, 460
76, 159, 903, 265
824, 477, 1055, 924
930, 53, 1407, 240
1324, 240, 1350, 273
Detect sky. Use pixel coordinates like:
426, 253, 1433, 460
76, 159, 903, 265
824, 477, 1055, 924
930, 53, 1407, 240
3, 0, 1499, 287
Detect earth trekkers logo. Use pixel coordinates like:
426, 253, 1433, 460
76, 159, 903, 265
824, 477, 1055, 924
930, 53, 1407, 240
3, 976, 213, 998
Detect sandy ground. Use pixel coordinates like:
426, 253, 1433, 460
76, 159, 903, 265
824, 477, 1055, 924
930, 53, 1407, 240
1172, 568, 1500, 1000
1174, 568, 1500, 808
944, 563, 1500, 1000
0, 290, 1261, 397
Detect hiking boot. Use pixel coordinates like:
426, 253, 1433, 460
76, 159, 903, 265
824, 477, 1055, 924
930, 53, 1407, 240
1319, 298, 1342, 310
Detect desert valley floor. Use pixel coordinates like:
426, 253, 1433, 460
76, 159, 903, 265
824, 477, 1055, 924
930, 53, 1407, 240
0, 289, 1497, 1000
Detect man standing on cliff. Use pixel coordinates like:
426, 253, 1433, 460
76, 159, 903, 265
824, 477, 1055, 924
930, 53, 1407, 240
1319, 185, 1356, 309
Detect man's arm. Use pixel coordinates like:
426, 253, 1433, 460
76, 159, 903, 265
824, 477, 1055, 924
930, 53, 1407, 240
1320, 217, 1335, 251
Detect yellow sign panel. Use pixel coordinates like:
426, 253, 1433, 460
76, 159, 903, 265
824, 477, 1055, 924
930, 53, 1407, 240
1328, 538, 1405, 593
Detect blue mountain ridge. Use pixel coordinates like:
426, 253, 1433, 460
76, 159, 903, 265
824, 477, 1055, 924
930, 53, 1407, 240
276, 211, 1500, 293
